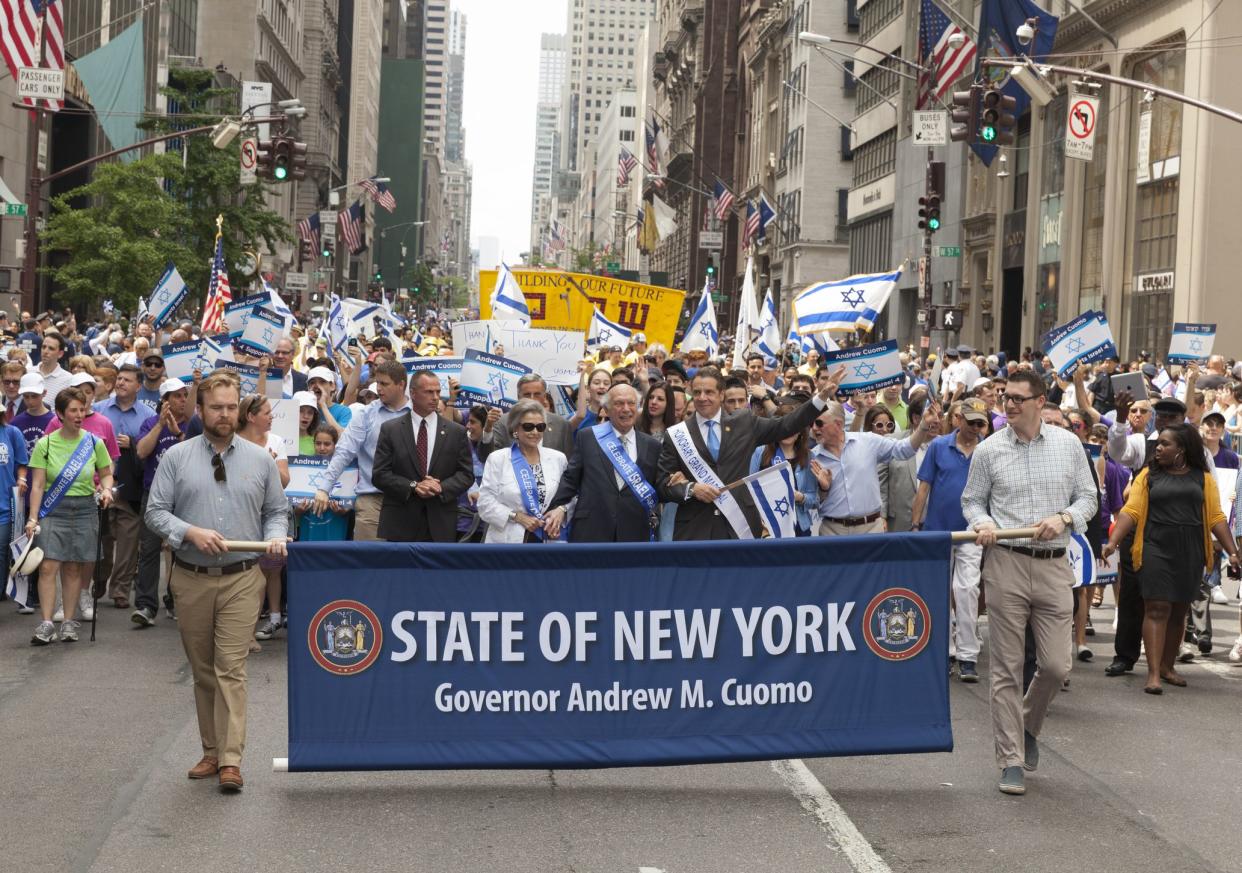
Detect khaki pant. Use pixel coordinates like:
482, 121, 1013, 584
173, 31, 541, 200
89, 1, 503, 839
105, 501, 141, 600
353, 493, 385, 542
982, 546, 1074, 769
170, 564, 265, 767
818, 517, 886, 537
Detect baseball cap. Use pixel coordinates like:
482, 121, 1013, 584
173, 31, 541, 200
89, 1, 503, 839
1203, 411, 1227, 426
661, 360, 688, 381
18, 373, 44, 396
307, 366, 335, 384
362, 382, 379, 396
69, 372, 96, 388
971, 376, 994, 392
143, 351, 165, 364
293, 391, 317, 409
632, 332, 646, 343
943, 347, 959, 357
159, 378, 188, 397
1152, 397, 1187, 416
960, 398, 989, 423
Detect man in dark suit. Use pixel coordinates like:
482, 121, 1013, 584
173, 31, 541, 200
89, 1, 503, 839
657, 365, 843, 540
477, 373, 575, 460
544, 384, 661, 542
372, 370, 475, 542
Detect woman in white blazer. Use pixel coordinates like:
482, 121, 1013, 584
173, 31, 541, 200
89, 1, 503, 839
477, 399, 569, 543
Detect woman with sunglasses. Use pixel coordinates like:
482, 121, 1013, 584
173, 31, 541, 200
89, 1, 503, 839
236, 395, 291, 645
476, 398, 568, 544
863, 406, 897, 437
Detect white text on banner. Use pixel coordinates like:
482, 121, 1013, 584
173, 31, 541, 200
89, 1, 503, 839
823, 340, 903, 393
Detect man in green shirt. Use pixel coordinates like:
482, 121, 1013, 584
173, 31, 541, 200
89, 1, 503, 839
876, 383, 910, 432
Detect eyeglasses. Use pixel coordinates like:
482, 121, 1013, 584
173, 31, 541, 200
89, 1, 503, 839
1001, 393, 1035, 405
1131, 407, 1151, 415
1, 379, 20, 386
211, 452, 227, 483
519, 422, 548, 433
871, 421, 895, 432
964, 419, 989, 429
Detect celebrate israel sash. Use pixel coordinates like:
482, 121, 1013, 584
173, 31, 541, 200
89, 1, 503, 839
510, 443, 547, 542
667, 421, 754, 540
592, 423, 658, 533
39, 434, 98, 519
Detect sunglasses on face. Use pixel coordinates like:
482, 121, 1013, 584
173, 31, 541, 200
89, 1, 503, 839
211, 452, 227, 483
2, 379, 20, 386
519, 422, 547, 433
965, 419, 989, 429
872, 421, 895, 431
812, 419, 825, 428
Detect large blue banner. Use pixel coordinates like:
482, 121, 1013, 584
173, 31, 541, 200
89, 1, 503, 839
287, 534, 952, 771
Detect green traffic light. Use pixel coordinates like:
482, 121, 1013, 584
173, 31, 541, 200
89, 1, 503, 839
980, 125, 997, 143
273, 165, 289, 181
928, 217, 941, 231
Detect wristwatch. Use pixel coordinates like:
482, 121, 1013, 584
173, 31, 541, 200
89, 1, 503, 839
1058, 511, 1073, 527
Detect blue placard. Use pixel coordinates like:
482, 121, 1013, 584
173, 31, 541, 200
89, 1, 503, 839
456, 347, 531, 410
149, 262, 189, 329
404, 355, 464, 399
286, 534, 953, 771
822, 339, 902, 394
223, 293, 270, 340
235, 304, 285, 357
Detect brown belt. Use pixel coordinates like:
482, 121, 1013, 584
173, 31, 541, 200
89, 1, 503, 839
996, 544, 1066, 560
173, 556, 258, 577
824, 511, 881, 527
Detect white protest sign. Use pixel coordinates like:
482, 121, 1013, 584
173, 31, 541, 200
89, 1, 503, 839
236, 305, 284, 357
161, 339, 202, 384
286, 457, 359, 501
149, 263, 189, 329
457, 348, 531, 410
269, 397, 300, 456
486, 323, 586, 386
404, 356, 464, 398
214, 359, 282, 399
451, 320, 491, 353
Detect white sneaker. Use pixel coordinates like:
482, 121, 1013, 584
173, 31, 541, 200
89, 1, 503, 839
52, 607, 64, 622
1211, 586, 1228, 605
1178, 643, 1196, 663
78, 591, 94, 621
1229, 637, 1242, 664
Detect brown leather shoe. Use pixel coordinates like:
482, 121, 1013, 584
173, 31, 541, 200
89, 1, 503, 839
218, 766, 243, 792
187, 756, 219, 779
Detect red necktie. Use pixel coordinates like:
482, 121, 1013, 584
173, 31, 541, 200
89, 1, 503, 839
416, 418, 428, 478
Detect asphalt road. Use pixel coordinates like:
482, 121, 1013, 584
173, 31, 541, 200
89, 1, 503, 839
2, 589, 1239, 873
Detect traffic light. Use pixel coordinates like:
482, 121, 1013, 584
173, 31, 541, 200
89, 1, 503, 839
255, 139, 274, 179
321, 237, 334, 260
373, 267, 383, 283
918, 194, 942, 233
949, 86, 982, 144
271, 136, 294, 181
299, 237, 314, 262
980, 86, 1017, 146
290, 140, 308, 181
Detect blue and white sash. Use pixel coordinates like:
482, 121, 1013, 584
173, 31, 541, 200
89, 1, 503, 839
593, 423, 658, 534
511, 443, 547, 542
39, 433, 97, 519
667, 421, 754, 540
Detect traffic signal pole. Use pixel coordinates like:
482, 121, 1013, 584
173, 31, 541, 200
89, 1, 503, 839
921, 147, 933, 351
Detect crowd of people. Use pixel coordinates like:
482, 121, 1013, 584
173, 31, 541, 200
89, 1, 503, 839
3, 304, 1241, 795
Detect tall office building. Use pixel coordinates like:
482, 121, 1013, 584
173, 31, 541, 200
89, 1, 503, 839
445, 8, 467, 162
529, 33, 566, 255
423, 0, 449, 156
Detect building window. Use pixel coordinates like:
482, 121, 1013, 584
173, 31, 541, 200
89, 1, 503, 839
852, 129, 895, 187
849, 211, 893, 275
858, 0, 901, 42
836, 188, 849, 243
856, 53, 901, 114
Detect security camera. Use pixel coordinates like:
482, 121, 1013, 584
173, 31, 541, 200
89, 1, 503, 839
1016, 20, 1036, 46
947, 32, 965, 51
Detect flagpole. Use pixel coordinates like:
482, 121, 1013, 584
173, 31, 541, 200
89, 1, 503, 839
20, 5, 51, 313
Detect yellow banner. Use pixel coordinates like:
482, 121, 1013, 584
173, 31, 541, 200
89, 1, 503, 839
479, 270, 685, 351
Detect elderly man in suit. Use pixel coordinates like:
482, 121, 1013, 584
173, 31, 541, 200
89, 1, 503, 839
372, 370, 475, 542
656, 365, 845, 541
544, 383, 661, 542
477, 373, 575, 460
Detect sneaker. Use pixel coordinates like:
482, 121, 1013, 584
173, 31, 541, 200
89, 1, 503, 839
1077, 645, 1094, 662
16, 602, 34, 615
959, 661, 979, 683
254, 618, 280, 641
998, 766, 1025, 796
58, 620, 80, 643
1228, 637, 1242, 664
1023, 730, 1040, 772
31, 620, 56, 645
78, 591, 94, 621
1197, 637, 1213, 655
131, 607, 156, 628
52, 607, 64, 622
1211, 586, 1229, 605
1178, 643, 1196, 663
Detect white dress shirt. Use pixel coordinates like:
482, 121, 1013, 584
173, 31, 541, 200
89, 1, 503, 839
696, 411, 722, 451
411, 410, 438, 469
612, 426, 639, 489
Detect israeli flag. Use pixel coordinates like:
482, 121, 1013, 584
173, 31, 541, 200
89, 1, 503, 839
149, 262, 190, 329
739, 462, 797, 539
788, 325, 838, 359
793, 268, 901, 334
345, 298, 381, 340
490, 263, 531, 325
262, 278, 295, 334
137, 295, 149, 323
823, 339, 903, 394
679, 280, 718, 357
755, 288, 783, 365
1152, 367, 1172, 394
380, 293, 407, 335
1067, 532, 1099, 588
326, 293, 349, 353
102, 299, 114, 316
586, 306, 632, 351
1168, 322, 1215, 364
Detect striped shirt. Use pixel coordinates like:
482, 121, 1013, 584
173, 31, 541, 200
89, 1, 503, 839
960, 423, 1098, 548
145, 435, 289, 566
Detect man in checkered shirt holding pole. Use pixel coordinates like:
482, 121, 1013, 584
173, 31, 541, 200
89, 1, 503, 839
961, 370, 1098, 797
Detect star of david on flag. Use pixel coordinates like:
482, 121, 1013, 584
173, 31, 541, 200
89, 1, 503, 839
793, 268, 901, 334
740, 462, 798, 539
1167, 322, 1216, 365
679, 278, 718, 357
586, 305, 632, 351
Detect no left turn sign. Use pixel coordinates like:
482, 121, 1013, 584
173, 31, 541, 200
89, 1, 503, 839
1064, 95, 1099, 162
240, 137, 258, 185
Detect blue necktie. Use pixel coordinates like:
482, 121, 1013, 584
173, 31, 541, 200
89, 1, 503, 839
705, 420, 720, 461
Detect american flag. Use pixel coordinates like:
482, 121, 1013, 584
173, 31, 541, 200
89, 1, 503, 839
713, 179, 734, 221
0, 0, 64, 111
744, 200, 760, 247
617, 146, 638, 187
359, 176, 397, 213
645, 113, 667, 187
549, 220, 566, 253
338, 200, 366, 255
297, 212, 321, 249
440, 228, 451, 254
201, 230, 232, 334
917, 0, 976, 109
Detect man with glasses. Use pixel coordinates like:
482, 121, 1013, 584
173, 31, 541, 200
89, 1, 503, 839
31, 332, 72, 406
138, 351, 166, 411
961, 371, 1097, 796
271, 337, 308, 398
810, 393, 940, 537
146, 372, 288, 794
1, 360, 24, 420
911, 398, 989, 682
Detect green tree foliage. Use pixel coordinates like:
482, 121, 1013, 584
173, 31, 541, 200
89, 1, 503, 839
42, 68, 291, 312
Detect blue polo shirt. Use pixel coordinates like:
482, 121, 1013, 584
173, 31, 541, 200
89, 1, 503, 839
94, 396, 157, 442
916, 431, 974, 532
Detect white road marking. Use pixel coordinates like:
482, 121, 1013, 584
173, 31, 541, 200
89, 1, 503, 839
1191, 658, 1242, 680
771, 758, 893, 873
638, 867, 666, 873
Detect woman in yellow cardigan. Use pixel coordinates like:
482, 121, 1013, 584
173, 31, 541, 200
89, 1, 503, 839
1103, 424, 1240, 694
